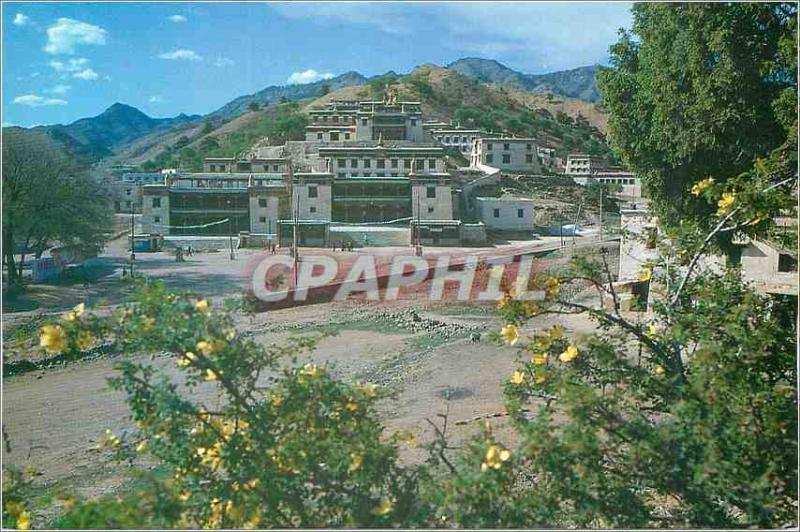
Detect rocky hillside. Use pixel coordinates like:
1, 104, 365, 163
447, 58, 601, 102
128, 65, 612, 172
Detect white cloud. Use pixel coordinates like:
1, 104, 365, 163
3, 121, 18, 128
44, 18, 107, 55
13, 13, 30, 26
31, 72, 40, 78
149, 95, 165, 103
214, 56, 234, 68
159, 49, 203, 61
168, 15, 187, 23
49, 57, 88, 72
14, 94, 67, 107
73, 68, 99, 80
286, 69, 335, 85
44, 84, 71, 94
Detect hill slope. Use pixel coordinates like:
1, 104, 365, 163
447, 58, 601, 102
128, 65, 612, 172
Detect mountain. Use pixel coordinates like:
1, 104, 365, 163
447, 58, 601, 102
207, 71, 399, 121
27, 103, 201, 160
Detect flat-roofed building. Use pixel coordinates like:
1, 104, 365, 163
141, 172, 288, 236
430, 128, 486, 153
476, 196, 535, 231
111, 172, 164, 213
470, 138, 542, 173
565, 153, 608, 176
203, 157, 290, 174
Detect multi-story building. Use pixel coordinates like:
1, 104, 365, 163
470, 138, 542, 173
429, 128, 487, 154
305, 100, 358, 142
111, 172, 169, 213
141, 171, 288, 236
564, 153, 608, 176
202, 156, 289, 174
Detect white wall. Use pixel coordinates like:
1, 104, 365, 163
477, 199, 535, 230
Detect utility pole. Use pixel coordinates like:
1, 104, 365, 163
414, 194, 422, 256
292, 192, 299, 286
572, 200, 583, 247
129, 201, 135, 278
599, 187, 604, 240
559, 209, 564, 247
227, 198, 235, 260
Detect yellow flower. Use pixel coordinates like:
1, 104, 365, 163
509, 370, 525, 385
225, 329, 236, 341
301, 363, 319, 378
196, 340, 218, 356
532, 353, 548, 365
205, 369, 218, 381
359, 383, 378, 398
76, 331, 94, 351
534, 373, 547, 384
141, 316, 156, 329
543, 277, 560, 299
178, 491, 190, 502
177, 352, 193, 367
245, 478, 260, 490
548, 325, 564, 340
348, 452, 363, 473
497, 291, 513, 309
242, 511, 261, 529
500, 324, 520, 346
271, 394, 283, 407
717, 191, 736, 214
690, 177, 714, 196
136, 441, 147, 453
481, 445, 511, 471
345, 402, 358, 413
559, 344, 579, 363
372, 498, 394, 516
40, 325, 67, 353
195, 299, 210, 314
646, 323, 658, 339
655, 366, 666, 376
638, 268, 653, 282
16, 510, 30, 530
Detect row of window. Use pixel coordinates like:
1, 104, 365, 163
437, 135, 476, 144
336, 158, 437, 170
317, 132, 352, 141
597, 178, 636, 185
484, 154, 537, 164
312, 115, 356, 124
485, 143, 533, 151
206, 164, 283, 173
492, 208, 527, 218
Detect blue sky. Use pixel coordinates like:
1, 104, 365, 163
3, 2, 633, 128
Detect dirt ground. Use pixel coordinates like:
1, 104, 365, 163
2, 232, 605, 524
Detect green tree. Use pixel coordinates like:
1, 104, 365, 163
247, 101, 260, 113
1, 130, 111, 288
319, 84, 331, 96
201, 120, 215, 135
597, 3, 797, 232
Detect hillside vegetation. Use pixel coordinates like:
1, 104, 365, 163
132, 66, 612, 172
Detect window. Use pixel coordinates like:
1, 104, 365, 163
323, 116, 328, 123
338, 159, 346, 168
364, 159, 371, 168
338, 172, 346, 178
330, 132, 339, 141
486, 143, 493, 151
309, 206, 317, 214
502, 154, 511, 164
391, 159, 398, 168
426, 186, 436, 198
778, 254, 797, 272
485, 154, 494, 163
126, 200, 132, 208
526, 154, 533, 163
493, 208, 500, 218
428, 159, 436, 169
361, 118, 368, 126
351, 159, 359, 168
259, 216, 267, 223
258, 198, 268, 207
503, 143, 510, 150
345, 133, 351, 139
410, 119, 417, 126
152, 198, 161, 208
404, 159, 411, 169
377, 159, 385, 169
154, 216, 161, 223
209, 165, 216, 172
273, 165, 279, 172
526, 143, 532, 150
445, 136, 451, 143
126, 189, 132, 196
461, 136, 467, 143
427, 206, 434, 214
517, 208, 524, 218
317, 133, 323, 140
308, 186, 318, 198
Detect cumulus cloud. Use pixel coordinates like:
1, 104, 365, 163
149, 95, 165, 103
44, 84, 71, 94
14, 94, 67, 107
13, 13, 30, 26
168, 14, 187, 23
214, 56, 234, 68
73, 68, 99, 80
49, 57, 88, 72
286, 69, 335, 85
44, 18, 107, 55
159, 49, 203, 61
